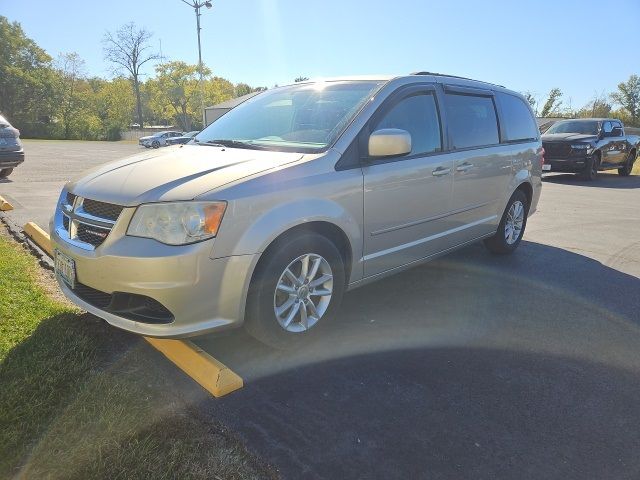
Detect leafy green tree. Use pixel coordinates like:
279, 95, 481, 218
522, 92, 538, 115
611, 75, 640, 126
540, 88, 563, 117
294, 76, 309, 83
55, 53, 87, 139
150, 61, 204, 131
0, 16, 57, 135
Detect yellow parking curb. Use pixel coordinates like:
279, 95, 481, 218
23, 222, 52, 257
144, 337, 243, 397
0, 195, 13, 211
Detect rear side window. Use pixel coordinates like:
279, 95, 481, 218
498, 93, 538, 142
374, 93, 442, 155
444, 94, 499, 149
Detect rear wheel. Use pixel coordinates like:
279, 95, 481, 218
245, 233, 345, 348
0, 168, 13, 178
484, 189, 529, 255
618, 151, 636, 176
580, 153, 599, 181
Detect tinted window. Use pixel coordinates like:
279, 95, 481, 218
603, 121, 613, 133
374, 93, 441, 155
498, 93, 538, 142
445, 94, 499, 149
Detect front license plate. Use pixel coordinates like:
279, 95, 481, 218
55, 250, 76, 289
542, 164, 551, 171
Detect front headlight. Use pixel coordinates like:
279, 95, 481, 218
127, 201, 227, 245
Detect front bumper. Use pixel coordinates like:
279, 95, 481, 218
50, 208, 258, 337
0, 149, 25, 168
544, 155, 589, 173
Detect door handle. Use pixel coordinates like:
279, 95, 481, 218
456, 162, 473, 172
432, 167, 451, 177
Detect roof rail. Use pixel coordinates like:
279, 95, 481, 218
410, 71, 504, 88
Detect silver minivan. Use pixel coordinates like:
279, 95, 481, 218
51, 73, 542, 346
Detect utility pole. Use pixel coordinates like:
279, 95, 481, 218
181, 0, 212, 127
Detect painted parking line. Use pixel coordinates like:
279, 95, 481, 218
145, 337, 243, 397
0, 195, 13, 211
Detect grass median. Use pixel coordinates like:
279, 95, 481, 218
0, 229, 275, 479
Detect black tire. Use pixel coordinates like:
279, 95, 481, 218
618, 151, 636, 176
245, 232, 345, 349
152, 140, 160, 149
0, 168, 13, 178
579, 153, 599, 181
484, 189, 529, 255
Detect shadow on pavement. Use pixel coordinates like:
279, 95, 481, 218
190, 240, 640, 479
543, 172, 640, 189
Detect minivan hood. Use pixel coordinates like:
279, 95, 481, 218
67, 145, 303, 206
541, 133, 598, 142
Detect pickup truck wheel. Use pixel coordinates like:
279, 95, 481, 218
484, 189, 529, 255
618, 151, 635, 176
580, 154, 599, 181
245, 233, 345, 349
0, 168, 13, 178
152, 140, 160, 149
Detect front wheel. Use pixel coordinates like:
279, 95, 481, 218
152, 140, 160, 149
580, 153, 599, 181
245, 233, 345, 348
484, 189, 529, 255
0, 168, 13, 178
618, 151, 636, 176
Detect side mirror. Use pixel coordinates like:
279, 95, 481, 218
368, 129, 412, 157
611, 126, 623, 137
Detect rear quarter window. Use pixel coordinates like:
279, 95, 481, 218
444, 94, 499, 149
498, 92, 538, 142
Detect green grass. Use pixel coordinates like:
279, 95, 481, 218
633, 160, 640, 175
0, 234, 276, 480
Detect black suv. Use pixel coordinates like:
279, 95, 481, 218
0, 114, 24, 178
541, 118, 639, 180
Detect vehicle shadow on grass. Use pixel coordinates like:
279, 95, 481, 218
193, 240, 640, 479
543, 172, 640, 189
0, 312, 275, 479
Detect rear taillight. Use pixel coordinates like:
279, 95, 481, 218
540, 147, 545, 166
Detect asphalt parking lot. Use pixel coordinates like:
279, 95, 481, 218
2, 140, 640, 479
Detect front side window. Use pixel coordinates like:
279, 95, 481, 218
498, 93, 538, 142
196, 81, 384, 153
445, 94, 499, 149
373, 93, 442, 156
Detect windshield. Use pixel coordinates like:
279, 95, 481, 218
546, 120, 600, 135
195, 81, 384, 152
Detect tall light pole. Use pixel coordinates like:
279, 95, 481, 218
181, 0, 212, 127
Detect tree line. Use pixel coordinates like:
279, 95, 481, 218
0, 17, 265, 140
4, 14, 639, 141
523, 76, 640, 127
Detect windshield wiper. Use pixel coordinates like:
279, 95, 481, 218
203, 139, 269, 150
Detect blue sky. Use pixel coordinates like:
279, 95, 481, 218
3, 0, 639, 109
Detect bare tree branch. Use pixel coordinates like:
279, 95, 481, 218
103, 23, 159, 126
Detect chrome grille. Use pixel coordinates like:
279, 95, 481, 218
56, 193, 122, 250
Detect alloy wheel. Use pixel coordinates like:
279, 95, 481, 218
273, 253, 333, 333
504, 200, 525, 245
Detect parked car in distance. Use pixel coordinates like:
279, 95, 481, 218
51, 73, 542, 347
166, 131, 199, 145
541, 118, 639, 180
0, 114, 24, 178
138, 131, 183, 148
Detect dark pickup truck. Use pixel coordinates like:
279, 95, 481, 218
541, 118, 639, 180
